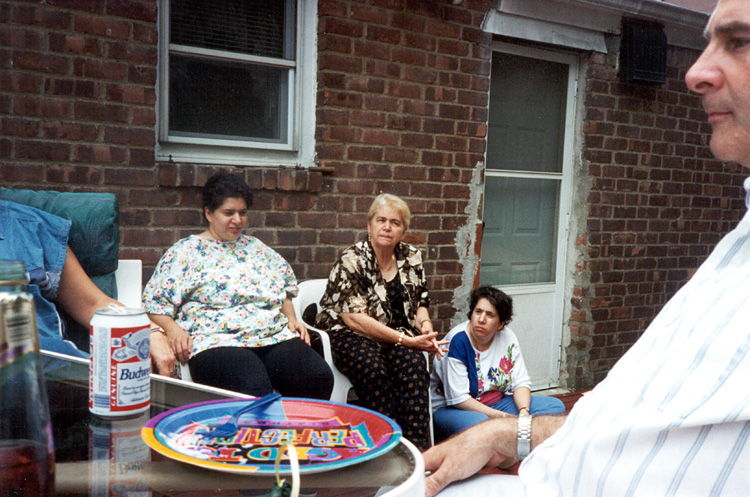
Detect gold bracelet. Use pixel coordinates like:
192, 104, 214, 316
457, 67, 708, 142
395, 331, 405, 347
519, 406, 530, 412
150, 327, 166, 335
421, 319, 432, 328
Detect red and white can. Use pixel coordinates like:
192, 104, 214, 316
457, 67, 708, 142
89, 306, 151, 418
88, 412, 150, 497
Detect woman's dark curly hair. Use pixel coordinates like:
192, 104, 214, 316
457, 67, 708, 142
202, 172, 253, 212
467, 286, 513, 324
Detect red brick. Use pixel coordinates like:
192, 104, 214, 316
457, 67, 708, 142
0, 27, 44, 49
393, 165, 426, 181
388, 80, 421, 99
349, 75, 386, 93
352, 110, 390, 127
106, 0, 157, 22
13, 51, 68, 74
42, 121, 97, 141
74, 15, 129, 39
46, 165, 102, 184
364, 59, 400, 78
15, 140, 70, 161
383, 147, 418, 164
107, 41, 158, 64
392, 47, 426, 66
403, 66, 437, 84
321, 17, 364, 38
366, 25, 401, 45
323, 34, 354, 54
105, 84, 156, 105
49, 33, 102, 55
13, 5, 72, 29
1, 117, 39, 137
392, 13, 426, 33
72, 145, 127, 164
351, 5, 389, 24
73, 58, 128, 80
401, 133, 433, 149
74, 101, 128, 122
347, 146, 383, 161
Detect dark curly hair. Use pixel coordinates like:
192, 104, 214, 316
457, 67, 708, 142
202, 172, 253, 212
467, 286, 513, 324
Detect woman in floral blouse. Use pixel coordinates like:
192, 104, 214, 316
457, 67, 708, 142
316, 194, 448, 450
430, 286, 565, 441
143, 173, 333, 399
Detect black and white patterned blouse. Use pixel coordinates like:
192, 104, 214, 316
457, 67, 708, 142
316, 238, 430, 338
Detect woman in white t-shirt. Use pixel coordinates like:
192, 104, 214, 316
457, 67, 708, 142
430, 286, 565, 440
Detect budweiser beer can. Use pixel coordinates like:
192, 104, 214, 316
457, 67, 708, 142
89, 306, 151, 418
88, 412, 150, 497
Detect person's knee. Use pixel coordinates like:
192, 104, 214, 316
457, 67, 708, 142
531, 396, 567, 414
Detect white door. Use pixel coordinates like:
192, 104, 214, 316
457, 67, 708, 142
480, 43, 578, 390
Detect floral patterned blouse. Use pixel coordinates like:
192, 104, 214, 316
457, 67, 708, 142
315, 239, 430, 337
143, 234, 298, 358
430, 325, 532, 411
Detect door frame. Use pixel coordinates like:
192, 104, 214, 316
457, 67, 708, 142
483, 41, 579, 390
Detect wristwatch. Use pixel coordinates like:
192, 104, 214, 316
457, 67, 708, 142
517, 413, 532, 461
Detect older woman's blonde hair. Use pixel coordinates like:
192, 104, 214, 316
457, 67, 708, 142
367, 193, 411, 231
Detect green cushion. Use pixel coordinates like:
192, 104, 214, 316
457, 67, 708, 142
0, 188, 119, 278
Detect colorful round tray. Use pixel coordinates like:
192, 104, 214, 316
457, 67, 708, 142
141, 398, 401, 474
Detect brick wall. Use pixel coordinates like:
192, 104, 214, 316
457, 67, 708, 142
0, 0, 492, 334
2, 0, 746, 390
568, 45, 748, 389
314, 0, 493, 325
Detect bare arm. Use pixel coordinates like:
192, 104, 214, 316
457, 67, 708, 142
149, 314, 193, 364
149, 331, 176, 376
55, 247, 119, 326
341, 311, 447, 355
453, 397, 514, 418
56, 247, 176, 375
513, 386, 532, 413
415, 306, 448, 359
424, 414, 568, 497
280, 297, 309, 345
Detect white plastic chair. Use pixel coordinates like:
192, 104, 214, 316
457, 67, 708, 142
114, 259, 143, 308
293, 279, 434, 446
292, 279, 354, 404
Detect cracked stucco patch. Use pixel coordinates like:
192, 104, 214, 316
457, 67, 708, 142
451, 160, 485, 328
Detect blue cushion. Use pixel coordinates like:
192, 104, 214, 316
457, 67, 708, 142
0, 188, 119, 280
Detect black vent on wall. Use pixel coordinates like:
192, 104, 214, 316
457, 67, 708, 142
619, 18, 667, 85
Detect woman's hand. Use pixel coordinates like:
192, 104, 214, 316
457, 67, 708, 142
288, 320, 310, 345
405, 331, 449, 357
280, 298, 310, 345
167, 326, 193, 364
150, 331, 176, 376
149, 315, 193, 364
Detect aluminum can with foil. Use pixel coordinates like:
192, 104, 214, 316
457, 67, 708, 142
88, 412, 150, 497
89, 306, 150, 418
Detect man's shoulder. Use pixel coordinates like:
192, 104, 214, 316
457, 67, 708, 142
0, 199, 71, 233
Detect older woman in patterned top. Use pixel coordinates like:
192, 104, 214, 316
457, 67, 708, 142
143, 173, 333, 399
316, 194, 448, 450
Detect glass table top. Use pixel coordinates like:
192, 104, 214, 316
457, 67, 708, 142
43, 352, 423, 497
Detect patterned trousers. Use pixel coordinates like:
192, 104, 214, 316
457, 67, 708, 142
328, 330, 431, 451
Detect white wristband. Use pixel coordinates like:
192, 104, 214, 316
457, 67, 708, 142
517, 413, 532, 461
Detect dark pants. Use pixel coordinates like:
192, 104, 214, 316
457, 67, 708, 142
188, 338, 334, 400
328, 330, 431, 450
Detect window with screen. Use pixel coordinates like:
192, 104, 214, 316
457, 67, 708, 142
158, 0, 315, 165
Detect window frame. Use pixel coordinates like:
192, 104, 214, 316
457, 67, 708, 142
156, 0, 317, 167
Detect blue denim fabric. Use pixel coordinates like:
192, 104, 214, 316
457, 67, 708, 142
433, 395, 566, 440
0, 200, 88, 359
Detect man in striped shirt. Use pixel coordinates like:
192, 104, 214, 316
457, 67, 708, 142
424, 1, 750, 495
